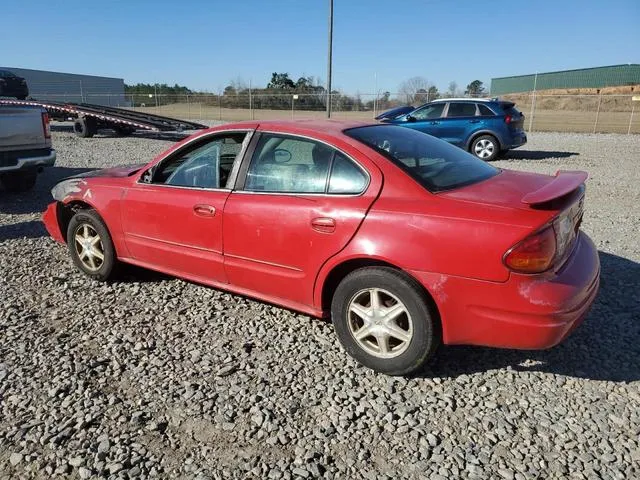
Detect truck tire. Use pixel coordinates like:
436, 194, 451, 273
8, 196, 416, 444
1, 168, 38, 193
73, 116, 97, 138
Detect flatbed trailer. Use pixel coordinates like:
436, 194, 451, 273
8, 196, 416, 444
0, 98, 208, 137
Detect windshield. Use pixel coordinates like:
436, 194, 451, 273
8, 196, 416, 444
345, 125, 498, 192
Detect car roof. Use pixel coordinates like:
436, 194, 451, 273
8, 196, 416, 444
208, 119, 374, 135
430, 97, 497, 103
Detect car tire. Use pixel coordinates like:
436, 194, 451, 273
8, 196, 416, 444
331, 267, 440, 376
67, 209, 117, 282
73, 116, 97, 138
470, 135, 499, 161
1, 168, 38, 193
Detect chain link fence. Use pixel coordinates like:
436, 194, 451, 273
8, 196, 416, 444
18, 90, 640, 134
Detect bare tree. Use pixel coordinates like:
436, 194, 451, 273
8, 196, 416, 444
398, 76, 433, 104
447, 81, 459, 97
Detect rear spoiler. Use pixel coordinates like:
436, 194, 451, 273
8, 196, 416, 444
521, 170, 588, 205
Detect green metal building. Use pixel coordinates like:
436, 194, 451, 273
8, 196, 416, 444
490, 64, 640, 94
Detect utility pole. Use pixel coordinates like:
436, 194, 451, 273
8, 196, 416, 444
326, 0, 333, 118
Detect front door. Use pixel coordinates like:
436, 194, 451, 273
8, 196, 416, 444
121, 131, 251, 282
222, 132, 380, 308
399, 102, 446, 137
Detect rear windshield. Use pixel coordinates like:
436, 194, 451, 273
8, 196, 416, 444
345, 125, 498, 192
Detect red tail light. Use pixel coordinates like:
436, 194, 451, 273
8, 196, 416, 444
504, 114, 512, 124
504, 225, 557, 274
42, 112, 51, 139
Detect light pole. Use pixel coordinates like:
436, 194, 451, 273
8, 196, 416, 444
326, 0, 333, 118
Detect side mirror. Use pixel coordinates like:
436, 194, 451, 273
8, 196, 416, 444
141, 168, 153, 183
405, 115, 416, 123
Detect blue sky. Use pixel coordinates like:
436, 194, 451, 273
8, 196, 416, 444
1, 0, 638, 94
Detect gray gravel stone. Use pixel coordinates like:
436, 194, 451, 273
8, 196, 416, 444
0, 131, 638, 478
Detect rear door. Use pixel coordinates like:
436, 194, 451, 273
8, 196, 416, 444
439, 102, 480, 146
121, 130, 252, 282
222, 131, 381, 309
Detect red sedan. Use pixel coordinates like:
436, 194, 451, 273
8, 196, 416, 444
43, 120, 600, 375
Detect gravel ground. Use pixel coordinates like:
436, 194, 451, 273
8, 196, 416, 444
1, 129, 639, 479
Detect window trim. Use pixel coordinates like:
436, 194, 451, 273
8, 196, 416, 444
235, 131, 370, 197
136, 129, 255, 192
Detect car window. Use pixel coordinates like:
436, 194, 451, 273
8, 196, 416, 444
478, 104, 495, 116
447, 103, 477, 117
245, 134, 331, 193
345, 125, 498, 192
149, 133, 247, 189
411, 103, 445, 121
245, 134, 367, 194
328, 152, 368, 194
0, 70, 16, 78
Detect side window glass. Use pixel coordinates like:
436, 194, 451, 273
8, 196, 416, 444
478, 104, 496, 116
447, 103, 477, 117
150, 133, 246, 188
245, 134, 332, 193
328, 153, 368, 194
412, 103, 445, 121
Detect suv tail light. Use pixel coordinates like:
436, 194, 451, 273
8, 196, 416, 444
42, 112, 51, 139
504, 114, 512, 124
504, 225, 556, 273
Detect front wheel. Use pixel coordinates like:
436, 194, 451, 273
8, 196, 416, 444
67, 209, 117, 281
470, 135, 499, 161
331, 267, 440, 376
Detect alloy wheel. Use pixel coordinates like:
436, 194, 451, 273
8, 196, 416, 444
74, 224, 105, 271
474, 139, 495, 159
347, 288, 414, 358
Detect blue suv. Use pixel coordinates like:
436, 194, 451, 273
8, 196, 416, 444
377, 98, 527, 161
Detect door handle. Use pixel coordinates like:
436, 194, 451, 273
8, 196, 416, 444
429, 121, 440, 125
193, 204, 216, 217
469, 119, 481, 123
311, 217, 336, 233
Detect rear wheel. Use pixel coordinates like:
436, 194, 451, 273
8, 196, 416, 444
1, 168, 38, 193
73, 116, 97, 138
67, 209, 117, 281
470, 134, 499, 161
331, 267, 440, 376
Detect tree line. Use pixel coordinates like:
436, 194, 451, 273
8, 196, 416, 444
125, 75, 486, 110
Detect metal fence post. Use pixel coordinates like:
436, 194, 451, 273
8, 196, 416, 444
593, 92, 602, 134
528, 91, 536, 133
629, 103, 636, 135
218, 94, 222, 121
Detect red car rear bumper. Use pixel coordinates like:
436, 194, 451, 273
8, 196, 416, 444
42, 202, 65, 244
411, 231, 600, 349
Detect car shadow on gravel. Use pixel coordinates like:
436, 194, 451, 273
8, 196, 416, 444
424, 251, 639, 383
0, 167, 95, 216
501, 150, 579, 161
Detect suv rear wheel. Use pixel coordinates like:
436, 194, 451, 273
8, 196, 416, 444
470, 135, 499, 161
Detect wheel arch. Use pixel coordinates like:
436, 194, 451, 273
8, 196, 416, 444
56, 200, 96, 243
465, 130, 502, 152
318, 257, 441, 326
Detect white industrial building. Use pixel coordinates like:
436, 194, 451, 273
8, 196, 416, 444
0, 66, 126, 106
